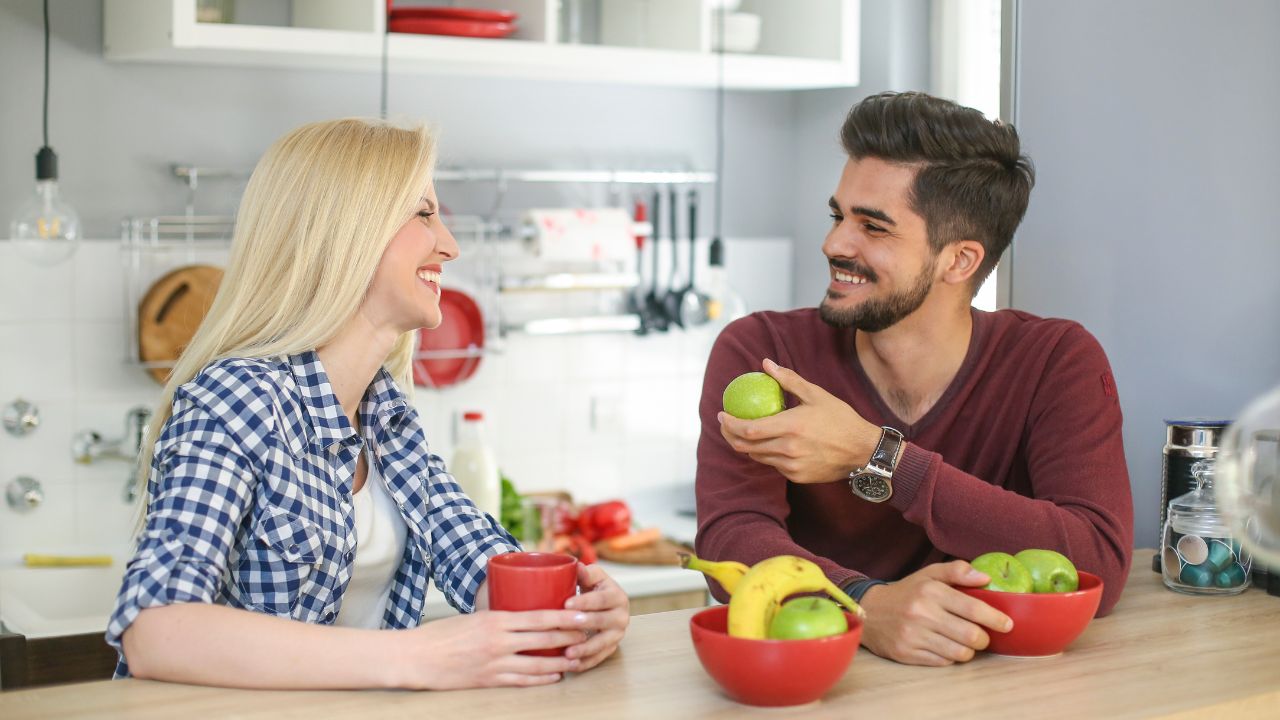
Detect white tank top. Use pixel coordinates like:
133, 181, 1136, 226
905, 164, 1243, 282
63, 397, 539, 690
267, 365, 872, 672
334, 451, 408, 629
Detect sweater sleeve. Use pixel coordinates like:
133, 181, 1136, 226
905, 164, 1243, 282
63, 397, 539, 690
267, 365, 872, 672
694, 315, 863, 602
887, 324, 1134, 614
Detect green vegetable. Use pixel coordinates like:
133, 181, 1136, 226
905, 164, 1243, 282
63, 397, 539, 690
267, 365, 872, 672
499, 472, 524, 540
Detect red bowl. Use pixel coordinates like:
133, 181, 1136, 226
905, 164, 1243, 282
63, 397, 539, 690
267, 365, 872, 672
689, 605, 861, 707
957, 571, 1104, 657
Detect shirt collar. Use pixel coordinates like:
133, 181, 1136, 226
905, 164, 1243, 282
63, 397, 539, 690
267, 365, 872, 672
288, 351, 412, 451
288, 351, 354, 451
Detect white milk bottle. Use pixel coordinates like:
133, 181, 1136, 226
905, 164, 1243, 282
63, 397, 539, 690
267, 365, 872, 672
450, 411, 501, 519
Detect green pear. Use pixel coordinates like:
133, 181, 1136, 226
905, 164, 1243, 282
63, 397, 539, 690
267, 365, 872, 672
1014, 549, 1080, 593
971, 552, 1034, 593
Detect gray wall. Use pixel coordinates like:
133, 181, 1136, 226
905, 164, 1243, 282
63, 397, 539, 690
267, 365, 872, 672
0, 0, 796, 239
1010, 0, 1280, 547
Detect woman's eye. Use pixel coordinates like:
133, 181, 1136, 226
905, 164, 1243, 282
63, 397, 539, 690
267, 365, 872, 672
417, 210, 435, 220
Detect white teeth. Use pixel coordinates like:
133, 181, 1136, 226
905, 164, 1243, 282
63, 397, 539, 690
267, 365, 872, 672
834, 271, 867, 285
416, 270, 441, 285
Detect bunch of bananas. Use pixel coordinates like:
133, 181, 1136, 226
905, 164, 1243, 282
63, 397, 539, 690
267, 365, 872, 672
680, 553, 864, 639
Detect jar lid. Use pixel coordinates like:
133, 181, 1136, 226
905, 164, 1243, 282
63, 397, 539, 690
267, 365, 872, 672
1164, 418, 1232, 428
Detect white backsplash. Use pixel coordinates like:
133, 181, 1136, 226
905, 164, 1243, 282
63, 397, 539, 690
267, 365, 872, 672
0, 237, 792, 555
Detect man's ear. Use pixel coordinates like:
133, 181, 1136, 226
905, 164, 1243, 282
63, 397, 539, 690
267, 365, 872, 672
941, 240, 985, 286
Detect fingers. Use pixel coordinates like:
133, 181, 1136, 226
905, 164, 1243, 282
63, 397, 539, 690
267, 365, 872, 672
566, 629, 625, 670
495, 609, 588, 631
925, 559, 991, 588
762, 358, 815, 403
565, 582, 629, 615
491, 672, 564, 687
574, 562, 606, 592
509, 629, 590, 654
942, 590, 1014, 633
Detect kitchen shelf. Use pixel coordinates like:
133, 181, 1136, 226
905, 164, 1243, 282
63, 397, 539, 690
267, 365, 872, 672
103, 0, 860, 90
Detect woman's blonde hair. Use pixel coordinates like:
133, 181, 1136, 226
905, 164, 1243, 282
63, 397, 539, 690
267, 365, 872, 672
132, 117, 436, 526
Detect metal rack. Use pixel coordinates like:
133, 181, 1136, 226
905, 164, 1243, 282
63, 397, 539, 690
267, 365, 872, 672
157, 164, 718, 338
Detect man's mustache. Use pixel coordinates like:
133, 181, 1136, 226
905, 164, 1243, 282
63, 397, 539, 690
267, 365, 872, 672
829, 258, 878, 283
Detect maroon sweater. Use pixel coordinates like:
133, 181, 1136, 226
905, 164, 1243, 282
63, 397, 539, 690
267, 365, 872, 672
695, 308, 1134, 614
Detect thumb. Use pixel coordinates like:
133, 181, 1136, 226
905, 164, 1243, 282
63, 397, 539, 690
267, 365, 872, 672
762, 358, 817, 404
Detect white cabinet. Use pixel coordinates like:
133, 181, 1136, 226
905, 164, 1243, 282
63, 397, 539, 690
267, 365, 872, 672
103, 0, 859, 90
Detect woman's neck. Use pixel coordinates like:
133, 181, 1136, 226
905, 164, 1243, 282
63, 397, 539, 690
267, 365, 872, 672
316, 313, 400, 427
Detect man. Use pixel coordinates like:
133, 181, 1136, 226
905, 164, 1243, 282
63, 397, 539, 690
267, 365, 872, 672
694, 91, 1133, 667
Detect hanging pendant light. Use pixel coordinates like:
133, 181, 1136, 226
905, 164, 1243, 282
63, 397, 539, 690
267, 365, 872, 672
8, 0, 79, 266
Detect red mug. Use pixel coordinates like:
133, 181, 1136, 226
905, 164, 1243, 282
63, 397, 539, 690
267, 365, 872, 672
487, 552, 579, 656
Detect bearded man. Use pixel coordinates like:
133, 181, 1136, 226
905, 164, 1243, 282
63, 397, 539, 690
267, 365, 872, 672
694, 91, 1133, 667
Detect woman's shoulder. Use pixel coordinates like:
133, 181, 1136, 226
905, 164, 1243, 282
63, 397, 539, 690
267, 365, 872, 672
171, 356, 295, 431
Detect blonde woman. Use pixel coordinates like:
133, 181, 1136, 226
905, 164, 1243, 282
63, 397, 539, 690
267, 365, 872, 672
106, 118, 630, 689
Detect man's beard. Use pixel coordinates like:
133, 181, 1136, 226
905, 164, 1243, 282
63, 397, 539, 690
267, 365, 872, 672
819, 259, 935, 332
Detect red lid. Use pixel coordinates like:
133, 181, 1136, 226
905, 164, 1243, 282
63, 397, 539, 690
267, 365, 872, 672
463, 411, 484, 421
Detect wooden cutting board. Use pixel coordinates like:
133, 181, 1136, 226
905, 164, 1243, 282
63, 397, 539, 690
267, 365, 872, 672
595, 537, 693, 566
138, 264, 224, 384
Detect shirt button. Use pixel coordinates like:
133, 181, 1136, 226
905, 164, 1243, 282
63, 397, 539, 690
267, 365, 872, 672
324, 611, 335, 622
344, 550, 353, 562
288, 543, 299, 554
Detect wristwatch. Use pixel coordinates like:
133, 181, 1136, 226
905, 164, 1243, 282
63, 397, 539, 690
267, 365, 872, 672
848, 426, 906, 503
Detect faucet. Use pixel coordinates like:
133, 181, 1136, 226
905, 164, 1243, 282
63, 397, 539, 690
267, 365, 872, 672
72, 406, 152, 502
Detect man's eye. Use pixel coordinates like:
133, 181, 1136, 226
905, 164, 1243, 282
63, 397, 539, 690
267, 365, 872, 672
864, 223, 885, 233
829, 213, 842, 223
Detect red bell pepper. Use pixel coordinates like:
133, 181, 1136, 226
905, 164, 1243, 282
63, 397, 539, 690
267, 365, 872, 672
579, 500, 632, 542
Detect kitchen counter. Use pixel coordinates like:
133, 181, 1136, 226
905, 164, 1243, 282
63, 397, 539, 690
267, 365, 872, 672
5, 550, 1278, 719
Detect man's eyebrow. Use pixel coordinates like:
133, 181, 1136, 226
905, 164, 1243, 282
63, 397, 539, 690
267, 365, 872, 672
828, 197, 897, 227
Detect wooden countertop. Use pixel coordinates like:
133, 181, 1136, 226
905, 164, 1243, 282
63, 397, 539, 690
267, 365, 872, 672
4, 550, 1278, 719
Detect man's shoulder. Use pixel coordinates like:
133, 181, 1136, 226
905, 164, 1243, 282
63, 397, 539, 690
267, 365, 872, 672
982, 308, 1098, 349
723, 307, 836, 342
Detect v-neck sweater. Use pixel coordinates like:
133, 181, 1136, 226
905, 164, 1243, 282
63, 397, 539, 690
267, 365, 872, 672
694, 308, 1134, 614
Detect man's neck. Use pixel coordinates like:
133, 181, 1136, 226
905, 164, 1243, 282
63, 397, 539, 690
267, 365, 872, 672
316, 314, 399, 430
855, 296, 975, 426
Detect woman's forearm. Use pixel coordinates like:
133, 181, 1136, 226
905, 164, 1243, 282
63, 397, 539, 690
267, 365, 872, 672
122, 603, 404, 689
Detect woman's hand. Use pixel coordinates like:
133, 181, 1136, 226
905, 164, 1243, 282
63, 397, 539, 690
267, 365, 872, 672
562, 563, 630, 671
394, 609, 588, 689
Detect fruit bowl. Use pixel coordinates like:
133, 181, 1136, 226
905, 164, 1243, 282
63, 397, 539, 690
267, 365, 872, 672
689, 605, 861, 707
957, 571, 1104, 657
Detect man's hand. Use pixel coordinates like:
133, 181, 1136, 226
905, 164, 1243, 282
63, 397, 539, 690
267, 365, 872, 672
718, 358, 882, 484
858, 561, 1014, 666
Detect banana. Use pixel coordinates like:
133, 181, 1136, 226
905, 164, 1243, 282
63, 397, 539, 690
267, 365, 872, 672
726, 555, 865, 639
678, 552, 750, 595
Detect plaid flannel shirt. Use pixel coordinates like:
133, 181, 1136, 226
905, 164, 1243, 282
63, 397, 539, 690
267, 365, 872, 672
105, 351, 519, 678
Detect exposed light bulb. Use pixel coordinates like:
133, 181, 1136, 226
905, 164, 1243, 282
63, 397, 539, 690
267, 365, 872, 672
8, 0, 80, 266
9, 147, 80, 265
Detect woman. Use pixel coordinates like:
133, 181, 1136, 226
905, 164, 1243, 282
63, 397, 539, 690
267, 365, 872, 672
106, 118, 629, 689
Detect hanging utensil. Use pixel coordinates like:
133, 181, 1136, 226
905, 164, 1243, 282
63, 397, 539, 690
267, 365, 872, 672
663, 185, 685, 328
679, 188, 714, 326
643, 188, 670, 332
626, 197, 650, 335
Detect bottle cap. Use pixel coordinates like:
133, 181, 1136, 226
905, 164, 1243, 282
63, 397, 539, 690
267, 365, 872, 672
463, 411, 484, 421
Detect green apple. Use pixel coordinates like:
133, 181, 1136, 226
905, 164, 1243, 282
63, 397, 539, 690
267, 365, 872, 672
722, 371, 785, 420
767, 597, 849, 640
971, 552, 1034, 593
1014, 549, 1080, 593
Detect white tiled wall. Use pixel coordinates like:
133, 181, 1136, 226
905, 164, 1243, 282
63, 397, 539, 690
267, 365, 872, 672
0, 237, 791, 556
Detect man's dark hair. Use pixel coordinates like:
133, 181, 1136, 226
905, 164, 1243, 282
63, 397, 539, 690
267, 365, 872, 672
840, 91, 1034, 293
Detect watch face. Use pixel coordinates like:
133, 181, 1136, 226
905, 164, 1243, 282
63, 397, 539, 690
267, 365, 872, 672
852, 474, 892, 503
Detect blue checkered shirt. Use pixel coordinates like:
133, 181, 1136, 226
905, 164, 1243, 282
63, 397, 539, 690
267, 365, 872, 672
105, 351, 520, 678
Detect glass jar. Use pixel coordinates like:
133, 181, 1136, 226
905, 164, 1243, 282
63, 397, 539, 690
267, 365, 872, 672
1162, 459, 1252, 595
